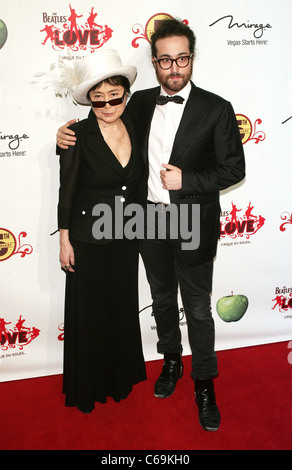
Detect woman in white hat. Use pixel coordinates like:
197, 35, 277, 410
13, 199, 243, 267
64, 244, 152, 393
57, 49, 146, 413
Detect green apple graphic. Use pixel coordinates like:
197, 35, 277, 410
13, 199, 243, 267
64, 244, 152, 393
216, 292, 248, 322
0, 19, 8, 50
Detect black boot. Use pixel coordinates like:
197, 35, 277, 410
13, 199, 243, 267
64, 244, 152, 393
195, 378, 220, 431
154, 353, 184, 398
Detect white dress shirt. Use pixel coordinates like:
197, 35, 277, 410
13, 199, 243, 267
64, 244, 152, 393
147, 82, 191, 204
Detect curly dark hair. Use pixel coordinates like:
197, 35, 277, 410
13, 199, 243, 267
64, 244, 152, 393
150, 18, 196, 58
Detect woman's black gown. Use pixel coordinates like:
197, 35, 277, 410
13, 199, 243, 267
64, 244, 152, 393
58, 112, 146, 413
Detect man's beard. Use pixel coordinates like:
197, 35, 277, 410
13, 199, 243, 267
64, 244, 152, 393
156, 68, 193, 94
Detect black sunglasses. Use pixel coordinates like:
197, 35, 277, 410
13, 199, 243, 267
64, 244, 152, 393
91, 92, 126, 108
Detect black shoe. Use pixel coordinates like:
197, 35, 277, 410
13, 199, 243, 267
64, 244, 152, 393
154, 353, 183, 398
195, 378, 220, 431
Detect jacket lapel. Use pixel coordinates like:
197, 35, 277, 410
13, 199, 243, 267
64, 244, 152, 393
139, 84, 205, 167
169, 83, 205, 166
121, 110, 139, 178
84, 109, 128, 177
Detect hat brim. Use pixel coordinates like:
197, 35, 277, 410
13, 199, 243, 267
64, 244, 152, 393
72, 65, 137, 105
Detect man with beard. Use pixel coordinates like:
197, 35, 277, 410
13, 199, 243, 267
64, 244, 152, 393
57, 19, 245, 431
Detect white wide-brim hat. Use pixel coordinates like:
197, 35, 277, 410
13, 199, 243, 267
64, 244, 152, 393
72, 49, 137, 105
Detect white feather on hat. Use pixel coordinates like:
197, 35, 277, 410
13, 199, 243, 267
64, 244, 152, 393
31, 49, 137, 107
31, 50, 81, 106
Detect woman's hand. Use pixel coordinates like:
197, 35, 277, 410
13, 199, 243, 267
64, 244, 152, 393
59, 229, 75, 272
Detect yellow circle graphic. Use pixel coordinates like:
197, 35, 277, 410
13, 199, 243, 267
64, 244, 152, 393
145, 13, 173, 42
0, 228, 16, 261
236, 114, 252, 144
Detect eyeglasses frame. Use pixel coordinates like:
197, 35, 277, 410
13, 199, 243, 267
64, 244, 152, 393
153, 54, 193, 70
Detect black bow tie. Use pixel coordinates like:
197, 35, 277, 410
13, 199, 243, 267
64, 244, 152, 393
156, 95, 185, 105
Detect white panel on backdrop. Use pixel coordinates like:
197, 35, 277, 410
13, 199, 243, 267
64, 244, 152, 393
1, 0, 291, 382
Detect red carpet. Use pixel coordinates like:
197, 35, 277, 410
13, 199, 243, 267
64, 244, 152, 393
1, 341, 291, 451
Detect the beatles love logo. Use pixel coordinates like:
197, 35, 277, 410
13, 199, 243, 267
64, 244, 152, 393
220, 202, 265, 239
41, 5, 113, 52
272, 287, 292, 313
0, 316, 40, 352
